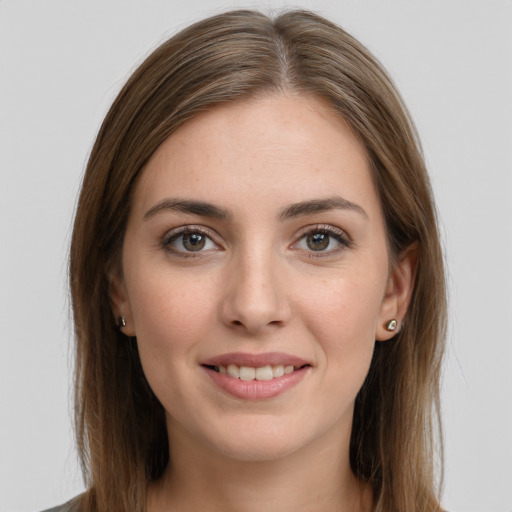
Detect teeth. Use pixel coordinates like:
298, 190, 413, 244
239, 366, 256, 381
255, 365, 273, 381
227, 364, 240, 379
217, 364, 302, 380
272, 365, 285, 377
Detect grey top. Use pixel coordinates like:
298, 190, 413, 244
40, 495, 82, 512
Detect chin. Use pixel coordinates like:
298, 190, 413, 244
214, 437, 304, 462
200, 415, 321, 462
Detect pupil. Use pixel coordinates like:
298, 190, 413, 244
307, 232, 329, 251
183, 233, 205, 251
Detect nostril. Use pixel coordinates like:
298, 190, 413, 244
232, 320, 243, 326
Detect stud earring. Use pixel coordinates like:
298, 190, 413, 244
385, 319, 398, 332
118, 316, 127, 329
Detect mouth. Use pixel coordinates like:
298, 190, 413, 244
200, 353, 311, 399
202, 363, 311, 381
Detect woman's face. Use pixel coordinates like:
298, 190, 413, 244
112, 94, 413, 461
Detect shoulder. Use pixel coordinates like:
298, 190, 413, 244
40, 494, 83, 512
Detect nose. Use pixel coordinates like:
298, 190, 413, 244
220, 248, 291, 335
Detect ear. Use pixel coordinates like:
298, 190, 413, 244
375, 243, 418, 341
108, 267, 136, 337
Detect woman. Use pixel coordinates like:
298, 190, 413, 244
51, 8, 446, 512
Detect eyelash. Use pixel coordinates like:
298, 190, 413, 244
161, 224, 352, 258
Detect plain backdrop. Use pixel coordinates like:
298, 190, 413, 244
1, 1, 511, 511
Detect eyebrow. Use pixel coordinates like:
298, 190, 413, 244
143, 195, 367, 222
143, 199, 231, 221
277, 196, 367, 221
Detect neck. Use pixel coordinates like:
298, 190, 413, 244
148, 420, 372, 512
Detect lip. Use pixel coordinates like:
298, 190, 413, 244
200, 352, 311, 400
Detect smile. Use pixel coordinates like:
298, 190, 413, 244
200, 353, 311, 399
204, 364, 306, 381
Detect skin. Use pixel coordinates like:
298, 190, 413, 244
110, 93, 416, 511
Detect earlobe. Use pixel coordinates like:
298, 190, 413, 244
376, 243, 418, 341
108, 268, 136, 337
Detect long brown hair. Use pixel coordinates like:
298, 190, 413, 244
70, 9, 446, 512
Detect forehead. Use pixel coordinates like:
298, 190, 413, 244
132, 93, 380, 221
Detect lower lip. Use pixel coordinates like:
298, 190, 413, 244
203, 366, 309, 399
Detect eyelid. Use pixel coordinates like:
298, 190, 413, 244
294, 223, 351, 240
293, 224, 352, 242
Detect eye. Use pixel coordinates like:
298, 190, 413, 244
163, 227, 219, 255
293, 226, 351, 255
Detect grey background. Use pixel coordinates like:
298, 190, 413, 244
1, 1, 510, 511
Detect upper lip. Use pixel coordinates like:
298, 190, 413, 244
201, 352, 310, 368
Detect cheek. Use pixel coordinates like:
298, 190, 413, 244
125, 270, 222, 427
125, 267, 219, 397
298, 268, 385, 374
305, 273, 384, 334
128, 265, 217, 341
